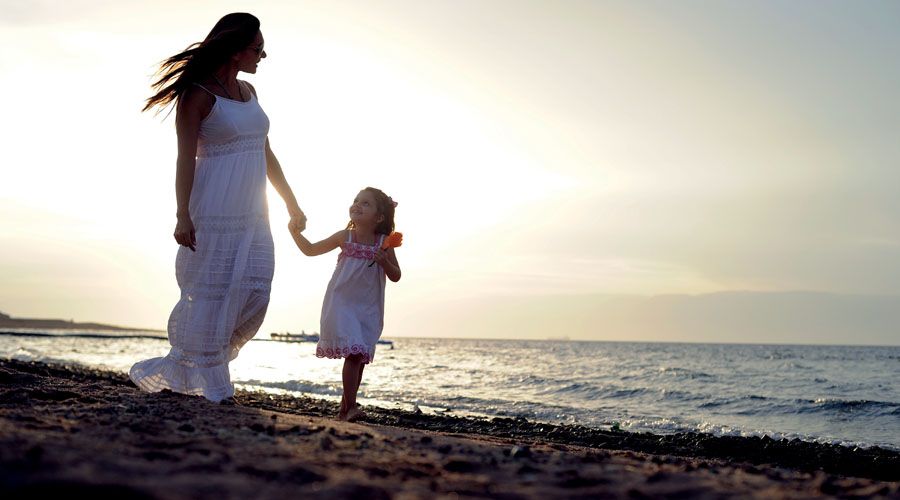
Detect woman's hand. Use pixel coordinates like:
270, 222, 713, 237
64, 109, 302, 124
174, 214, 196, 251
288, 218, 303, 234
289, 207, 307, 233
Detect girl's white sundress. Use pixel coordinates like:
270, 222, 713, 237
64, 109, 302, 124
130, 82, 274, 402
316, 232, 387, 364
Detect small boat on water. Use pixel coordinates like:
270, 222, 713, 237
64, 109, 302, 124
270, 331, 319, 342
269, 331, 394, 349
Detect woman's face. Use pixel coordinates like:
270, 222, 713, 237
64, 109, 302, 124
236, 31, 266, 74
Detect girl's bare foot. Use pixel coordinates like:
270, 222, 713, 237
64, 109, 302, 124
335, 404, 366, 422
346, 404, 367, 422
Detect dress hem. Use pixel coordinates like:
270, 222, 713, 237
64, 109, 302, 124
315, 344, 375, 364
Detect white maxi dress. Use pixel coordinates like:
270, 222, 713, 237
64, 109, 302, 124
130, 83, 274, 402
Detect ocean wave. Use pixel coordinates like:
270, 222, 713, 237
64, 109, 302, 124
620, 417, 897, 451
235, 378, 340, 397
660, 389, 709, 401
513, 374, 552, 385
538, 382, 649, 400
444, 394, 516, 408
538, 382, 716, 405
698, 394, 772, 411
433, 394, 588, 424
802, 398, 900, 414
655, 366, 715, 379
762, 351, 800, 360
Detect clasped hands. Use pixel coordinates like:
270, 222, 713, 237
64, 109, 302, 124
288, 208, 307, 234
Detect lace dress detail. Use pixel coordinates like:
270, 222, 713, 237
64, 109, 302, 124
130, 84, 273, 402
197, 134, 266, 158
316, 232, 387, 364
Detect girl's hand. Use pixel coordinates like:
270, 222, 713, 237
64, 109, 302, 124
372, 248, 389, 266
174, 214, 196, 251
289, 210, 307, 233
371, 247, 401, 281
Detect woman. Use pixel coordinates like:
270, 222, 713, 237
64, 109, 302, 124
130, 13, 304, 402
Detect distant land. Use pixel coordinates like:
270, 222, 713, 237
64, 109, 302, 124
401, 290, 900, 346
0, 311, 164, 333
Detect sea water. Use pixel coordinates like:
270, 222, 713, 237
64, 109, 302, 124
2, 331, 898, 450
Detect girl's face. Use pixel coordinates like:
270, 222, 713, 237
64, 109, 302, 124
349, 190, 382, 226
235, 31, 266, 74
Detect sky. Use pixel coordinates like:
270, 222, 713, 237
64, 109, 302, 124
1, 1, 899, 344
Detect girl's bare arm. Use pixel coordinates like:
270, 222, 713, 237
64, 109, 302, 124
374, 247, 401, 282
290, 229, 345, 257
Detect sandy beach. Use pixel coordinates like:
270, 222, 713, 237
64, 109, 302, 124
0, 359, 897, 499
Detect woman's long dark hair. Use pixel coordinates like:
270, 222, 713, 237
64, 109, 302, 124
143, 13, 260, 113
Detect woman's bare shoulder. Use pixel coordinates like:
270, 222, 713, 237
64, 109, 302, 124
175, 86, 216, 129
178, 85, 215, 113
240, 80, 258, 96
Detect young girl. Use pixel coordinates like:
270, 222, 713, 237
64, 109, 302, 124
289, 187, 401, 421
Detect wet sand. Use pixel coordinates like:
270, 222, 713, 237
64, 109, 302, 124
1, 359, 897, 499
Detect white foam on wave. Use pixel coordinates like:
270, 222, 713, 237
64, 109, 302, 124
620, 417, 896, 451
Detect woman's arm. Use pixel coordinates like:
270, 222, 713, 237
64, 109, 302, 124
290, 228, 345, 257
265, 138, 305, 224
373, 247, 402, 282
244, 81, 306, 230
172, 88, 210, 251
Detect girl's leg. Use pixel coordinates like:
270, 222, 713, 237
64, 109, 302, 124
345, 360, 368, 422
339, 355, 364, 420
339, 362, 363, 416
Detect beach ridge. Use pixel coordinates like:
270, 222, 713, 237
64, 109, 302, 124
1, 359, 897, 499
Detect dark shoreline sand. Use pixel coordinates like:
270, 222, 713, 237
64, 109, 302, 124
1, 360, 897, 499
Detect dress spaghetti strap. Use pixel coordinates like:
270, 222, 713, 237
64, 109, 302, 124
192, 83, 216, 96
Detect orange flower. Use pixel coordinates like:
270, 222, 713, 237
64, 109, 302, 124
382, 231, 403, 250
369, 232, 402, 267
